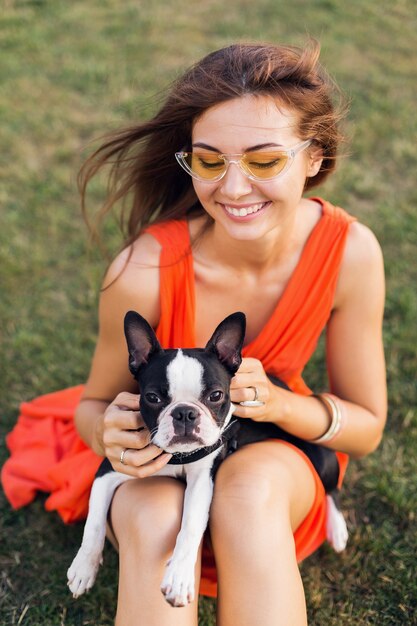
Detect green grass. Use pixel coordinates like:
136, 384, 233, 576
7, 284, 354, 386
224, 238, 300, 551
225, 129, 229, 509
1, 0, 416, 624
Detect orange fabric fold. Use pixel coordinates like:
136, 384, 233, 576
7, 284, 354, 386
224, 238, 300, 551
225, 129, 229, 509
1, 197, 354, 597
2, 386, 101, 523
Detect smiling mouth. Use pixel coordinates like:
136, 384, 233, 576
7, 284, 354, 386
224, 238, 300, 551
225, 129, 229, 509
223, 202, 268, 217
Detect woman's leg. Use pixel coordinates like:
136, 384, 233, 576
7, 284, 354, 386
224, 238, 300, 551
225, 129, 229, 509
210, 441, 317, 626
110, 476, 200, 626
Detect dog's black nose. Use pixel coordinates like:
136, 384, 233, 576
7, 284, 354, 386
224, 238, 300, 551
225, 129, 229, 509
171, 405, 199, 423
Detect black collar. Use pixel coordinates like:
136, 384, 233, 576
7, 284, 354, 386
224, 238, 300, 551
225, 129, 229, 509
167, 419, 240, 465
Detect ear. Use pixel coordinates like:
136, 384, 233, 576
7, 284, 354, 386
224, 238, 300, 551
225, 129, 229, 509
124, 311, 163, 376
205, 312, 246, 374
306, 145, 324, 178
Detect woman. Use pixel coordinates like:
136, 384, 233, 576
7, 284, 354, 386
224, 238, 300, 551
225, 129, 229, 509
70, 41, 386, 624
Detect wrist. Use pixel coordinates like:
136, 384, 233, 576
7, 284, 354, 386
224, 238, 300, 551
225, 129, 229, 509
268, 388, 335, 442
92, 413, 106, 456
308, 393, 346, 444
269, 383, 291, 425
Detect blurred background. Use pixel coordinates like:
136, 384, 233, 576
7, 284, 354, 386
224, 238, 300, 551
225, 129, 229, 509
1, 1, 416, 624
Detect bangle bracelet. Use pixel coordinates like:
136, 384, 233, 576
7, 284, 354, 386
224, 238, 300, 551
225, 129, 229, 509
310, 393, 345, 444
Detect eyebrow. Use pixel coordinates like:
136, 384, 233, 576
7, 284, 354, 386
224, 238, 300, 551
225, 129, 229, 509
192, 141, 284, 152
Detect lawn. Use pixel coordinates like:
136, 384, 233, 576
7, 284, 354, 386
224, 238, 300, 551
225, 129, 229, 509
1, 0, 416, 624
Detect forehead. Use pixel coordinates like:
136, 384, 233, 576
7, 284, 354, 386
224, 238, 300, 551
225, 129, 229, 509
192, 95, 300, 149
138, 350, 205, 400
167, 351, 204, 399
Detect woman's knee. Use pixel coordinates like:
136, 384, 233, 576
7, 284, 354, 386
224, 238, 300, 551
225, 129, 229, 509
111, 476, 185, 555
210, 442, 316, 535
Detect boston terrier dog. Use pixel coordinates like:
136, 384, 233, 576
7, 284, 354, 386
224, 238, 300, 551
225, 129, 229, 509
67, 311, 347, 607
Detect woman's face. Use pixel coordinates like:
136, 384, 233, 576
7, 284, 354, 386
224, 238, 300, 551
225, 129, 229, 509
191, 95, 322, 242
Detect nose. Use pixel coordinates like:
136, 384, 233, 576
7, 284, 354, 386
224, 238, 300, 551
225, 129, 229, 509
171, 404, 200, 436
171, 404, 199, 423
220, 161, 253, 200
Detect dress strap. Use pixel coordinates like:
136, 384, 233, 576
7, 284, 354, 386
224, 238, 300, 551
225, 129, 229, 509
244, 198, 356, 394
144, 220, 195, 347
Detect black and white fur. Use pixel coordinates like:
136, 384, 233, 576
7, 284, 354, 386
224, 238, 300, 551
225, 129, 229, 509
67, 311, 347, 607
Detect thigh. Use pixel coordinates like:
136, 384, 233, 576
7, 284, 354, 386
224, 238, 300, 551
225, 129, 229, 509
110, 476, 186, 549
108, 477, 200, 626
212, 440, 317, 531
210, 442, 312, 626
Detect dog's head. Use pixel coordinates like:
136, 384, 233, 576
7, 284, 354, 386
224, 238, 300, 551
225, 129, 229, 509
124, 311, 246, 454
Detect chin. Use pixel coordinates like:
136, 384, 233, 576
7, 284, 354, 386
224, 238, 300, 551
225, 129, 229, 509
218, 215, 277, 241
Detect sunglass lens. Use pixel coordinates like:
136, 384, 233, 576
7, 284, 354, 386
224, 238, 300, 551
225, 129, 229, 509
184, 153, 226, 180
244, 152, 288, 179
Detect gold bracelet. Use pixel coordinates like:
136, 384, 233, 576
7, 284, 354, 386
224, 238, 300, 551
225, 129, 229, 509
310, 393, 344, 444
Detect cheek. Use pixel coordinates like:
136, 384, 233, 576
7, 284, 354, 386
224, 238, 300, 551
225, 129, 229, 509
193, 180, 213, 199
192, 181, 219, 213
267, 167, 309, 198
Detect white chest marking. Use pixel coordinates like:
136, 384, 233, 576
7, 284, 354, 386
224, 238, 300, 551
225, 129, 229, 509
167, 350, 204, 402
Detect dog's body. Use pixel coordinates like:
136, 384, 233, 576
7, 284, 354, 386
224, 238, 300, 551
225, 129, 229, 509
67, 312, 347, 607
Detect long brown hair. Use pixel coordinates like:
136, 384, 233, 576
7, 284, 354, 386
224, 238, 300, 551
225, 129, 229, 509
80, 39, 347, 252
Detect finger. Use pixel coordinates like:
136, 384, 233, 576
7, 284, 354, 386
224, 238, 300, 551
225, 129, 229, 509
135, 452, 173, 479
233, 403, 265, 419
235, 358, 262, 373
105, 409, 144, 431
117, 447, 172, 478
112, 392, 140, 411
122, 410, 145, 430
230, 372, 262, 389
230, 387, 260, 403
121, 444, 166, 469
114, 453, 172, 479
115, 428, 151, 450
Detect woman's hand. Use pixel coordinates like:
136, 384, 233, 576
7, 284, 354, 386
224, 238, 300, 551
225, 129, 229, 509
230, 358, 283, 423
101, 391, 172, 478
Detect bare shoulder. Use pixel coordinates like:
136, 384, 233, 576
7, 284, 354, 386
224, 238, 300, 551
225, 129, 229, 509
100, 232, 162, 329
103, 232, 162, 287
335, 220, 385, 309
82, 233, 162, 400
343, 221, 383, 265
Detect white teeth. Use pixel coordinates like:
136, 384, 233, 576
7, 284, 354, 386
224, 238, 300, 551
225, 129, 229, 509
224, 203, 265, 217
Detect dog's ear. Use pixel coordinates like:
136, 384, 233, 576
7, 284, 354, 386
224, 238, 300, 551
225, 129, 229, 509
205, 312, 246, 374
124, 311, 163, 376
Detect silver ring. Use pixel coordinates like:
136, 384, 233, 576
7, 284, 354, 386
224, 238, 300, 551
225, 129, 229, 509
239, 387, 265, 407
120, 448, 127, 465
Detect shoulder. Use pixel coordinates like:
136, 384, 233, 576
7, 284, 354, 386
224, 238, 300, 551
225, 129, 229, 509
334, 220, 385, 310
100, 232, 162, 330
104, 231, 162, 283
343, 221, 384, 275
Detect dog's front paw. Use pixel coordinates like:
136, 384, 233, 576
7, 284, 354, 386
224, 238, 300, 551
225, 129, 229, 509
160, 558, 195, 607
67, 548, 102, 598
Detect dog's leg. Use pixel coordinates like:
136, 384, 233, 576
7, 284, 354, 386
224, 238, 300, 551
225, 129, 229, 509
326, 492, 348, 552
160, 466, 214, 607
67, 471, 132, 597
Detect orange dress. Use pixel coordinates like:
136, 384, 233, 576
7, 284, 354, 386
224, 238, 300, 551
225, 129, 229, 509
1, 197, 355, 598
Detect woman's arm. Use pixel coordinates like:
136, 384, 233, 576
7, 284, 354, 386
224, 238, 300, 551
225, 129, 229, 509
232, 222, 387, 458
74, 233, 173, 474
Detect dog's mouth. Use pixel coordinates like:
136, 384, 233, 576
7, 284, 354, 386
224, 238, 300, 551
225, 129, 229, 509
163, 434, 207, 453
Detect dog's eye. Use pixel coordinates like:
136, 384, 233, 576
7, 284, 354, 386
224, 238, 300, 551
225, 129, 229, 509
209, 390, 223, 402
145, 392, 161, 404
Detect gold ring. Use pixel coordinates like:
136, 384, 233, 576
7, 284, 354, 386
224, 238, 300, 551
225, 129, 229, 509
120, 448, 127, 465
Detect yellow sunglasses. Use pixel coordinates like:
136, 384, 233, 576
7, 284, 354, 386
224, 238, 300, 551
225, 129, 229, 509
175, 140, 312, 183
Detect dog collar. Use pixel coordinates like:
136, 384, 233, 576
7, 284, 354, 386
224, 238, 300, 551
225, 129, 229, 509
167, 419, 240, 465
